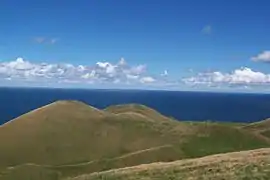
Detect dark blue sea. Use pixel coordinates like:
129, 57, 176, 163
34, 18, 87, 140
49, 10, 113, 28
1, 87, 270, 125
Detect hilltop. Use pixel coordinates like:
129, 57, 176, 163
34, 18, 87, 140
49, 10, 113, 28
0, 100, 270, 180
104, 104, 172, 122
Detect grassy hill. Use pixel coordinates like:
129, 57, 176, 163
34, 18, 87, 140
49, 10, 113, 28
104, 104, 172, 122
0, 100, 270, 180
243, 118, 270, 139
68, 148, 270, 180
0, 101, 190, 168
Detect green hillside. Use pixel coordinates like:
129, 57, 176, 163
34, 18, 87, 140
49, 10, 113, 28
243, 119, 270, 139
0, 101, 189, 168
104, 104, 172, 122
0, 100, 270, 180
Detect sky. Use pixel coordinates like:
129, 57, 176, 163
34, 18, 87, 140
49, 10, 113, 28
0, 0, 270, 92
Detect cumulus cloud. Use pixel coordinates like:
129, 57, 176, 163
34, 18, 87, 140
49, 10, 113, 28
5, 57, 269, 90
140, 76, 156, 83
201, 25, 212, 35
183, 67, 270, 87
0, 57, 163, 86
251, 51, 270, 62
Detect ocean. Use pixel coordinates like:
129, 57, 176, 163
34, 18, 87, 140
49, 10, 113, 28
1, 87, 270, 125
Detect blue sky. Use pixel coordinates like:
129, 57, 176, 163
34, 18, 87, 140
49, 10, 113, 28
0, 0, 270, 92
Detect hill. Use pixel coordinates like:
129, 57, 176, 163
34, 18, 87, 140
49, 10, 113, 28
104, 104, 172, 122
242, 118, 270, 139
68, 148, 270, 180
0, 100, 270, 179
0, 100, 190, 169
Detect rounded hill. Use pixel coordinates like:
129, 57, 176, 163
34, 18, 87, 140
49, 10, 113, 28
105, 104, 172, 122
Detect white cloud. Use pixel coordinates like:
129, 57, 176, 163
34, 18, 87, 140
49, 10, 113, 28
183, 67, 270, 87
130, 65, 146, 75
0, 57, 162, 86
201, 25, 212, 35
251, 51, 270, 62
81, 71, 96, 79
118, 57, 126, 66
33, 37, 59, 44
140, 76, 156, 83
96, 62, 111, 68
126, 74, 139, 80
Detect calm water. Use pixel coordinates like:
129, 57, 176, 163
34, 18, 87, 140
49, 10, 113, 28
1, 87, 270, 124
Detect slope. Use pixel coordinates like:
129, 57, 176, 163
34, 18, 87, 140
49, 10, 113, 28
68, 148, 270, 180
242, 118, 270, 139
48, 121, 270, 178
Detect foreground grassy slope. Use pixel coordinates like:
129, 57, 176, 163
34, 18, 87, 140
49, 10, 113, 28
0, 164, 61, 180
68, 148, 270, 180
0, 100, 270, 179
47, 145, 183, 177
0, 145, 182, 180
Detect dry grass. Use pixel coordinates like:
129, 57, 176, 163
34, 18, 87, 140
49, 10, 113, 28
69, 148, 270, 180
243, 118, 270, 131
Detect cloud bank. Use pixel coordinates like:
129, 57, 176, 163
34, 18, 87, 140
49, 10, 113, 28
1, 56, 270, 91
0, 57, 165, 87
183, 67, 270, 88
